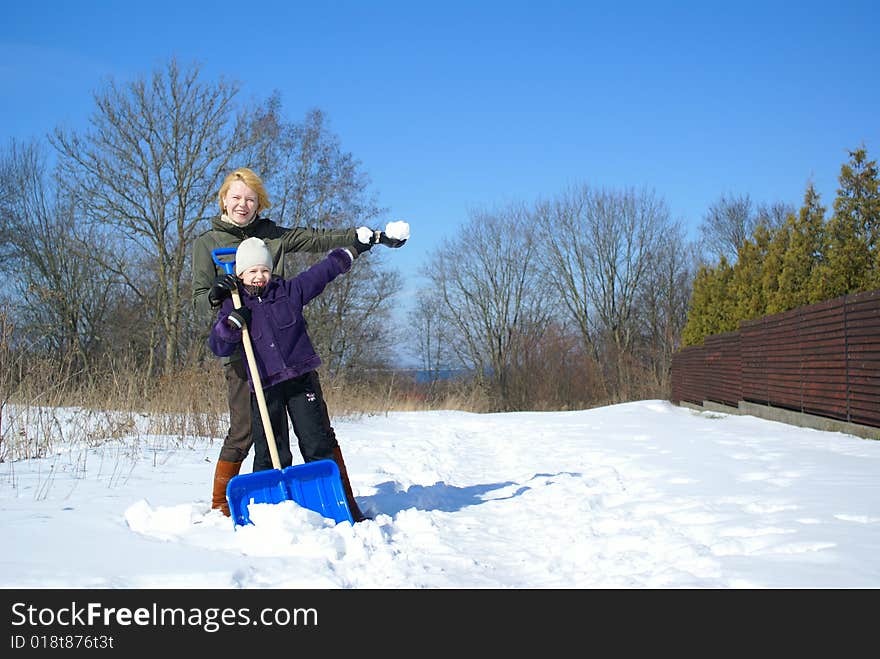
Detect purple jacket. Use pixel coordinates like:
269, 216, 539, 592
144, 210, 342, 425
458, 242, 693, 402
208, 248, 352, 391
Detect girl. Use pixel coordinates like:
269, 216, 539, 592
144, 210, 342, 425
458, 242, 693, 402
208, 236, 371, 520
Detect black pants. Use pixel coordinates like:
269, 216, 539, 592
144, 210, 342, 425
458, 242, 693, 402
251, 370, 339, 472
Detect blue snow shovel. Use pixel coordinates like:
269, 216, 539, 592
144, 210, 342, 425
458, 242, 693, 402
210, 248, 354, 527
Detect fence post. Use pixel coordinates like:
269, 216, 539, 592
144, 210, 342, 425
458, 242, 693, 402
798, 305, 804, 414
844, 293, 850, 422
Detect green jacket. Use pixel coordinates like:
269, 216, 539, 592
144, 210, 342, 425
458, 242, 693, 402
192, 214, 358, 363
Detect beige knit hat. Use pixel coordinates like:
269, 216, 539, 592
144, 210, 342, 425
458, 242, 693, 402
235, 237, 272, 276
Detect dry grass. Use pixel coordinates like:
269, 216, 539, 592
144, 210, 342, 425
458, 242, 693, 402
2, 347, 665, 463
0, 356, 495, 463
2, 321, 661, 464
322, 373, 494, 417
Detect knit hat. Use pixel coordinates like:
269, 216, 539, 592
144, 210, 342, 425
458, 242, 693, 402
235, 237, 272, 276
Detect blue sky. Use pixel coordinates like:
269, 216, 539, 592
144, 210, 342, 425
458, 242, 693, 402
4, 0, 878, 315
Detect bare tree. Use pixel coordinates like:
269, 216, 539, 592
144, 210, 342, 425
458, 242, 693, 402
305, 258, 403, 374
0, 309, 15, 460
49, 58, 266, 375
0, 139, 117, 372
755, 200, 795, 232
635, 221, 696, 392
533, 190, 597, 360
257, 107, 401, 374
698, 193, 795, 267
698, 193, 755, 263
538, 184, 669, 400
270, 107, 385, 229
408, 289, 455, 377
424, 203, 552, 410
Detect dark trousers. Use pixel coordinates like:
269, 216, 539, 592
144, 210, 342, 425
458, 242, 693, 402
218, 358, 253, 462
251, 370, 339, 472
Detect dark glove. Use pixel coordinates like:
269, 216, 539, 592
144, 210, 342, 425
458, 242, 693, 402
352, 237, 373, 255
226, 306, 251, 330
377, 221, 409, 248
208, 273, 238, 308
351, 226, 374, 255
378, 232, 407, 248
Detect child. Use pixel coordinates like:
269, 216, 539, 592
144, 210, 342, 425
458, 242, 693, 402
208, 236, 370, 520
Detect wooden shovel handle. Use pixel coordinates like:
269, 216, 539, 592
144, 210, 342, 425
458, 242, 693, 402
231, 288, 281, 471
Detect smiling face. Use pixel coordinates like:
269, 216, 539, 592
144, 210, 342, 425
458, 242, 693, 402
239, 265, 270, 287
223, 180, 259, 226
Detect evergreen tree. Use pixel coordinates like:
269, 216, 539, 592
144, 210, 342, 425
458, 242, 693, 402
775, 184, 826, 309
681, 265, 711, 346
681, 256, 736, 345
816, 147, 880, 297
731, 224, 771, 321
763, 213, 791, 314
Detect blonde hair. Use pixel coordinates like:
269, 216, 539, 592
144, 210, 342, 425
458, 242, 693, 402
217, 167, 272, 215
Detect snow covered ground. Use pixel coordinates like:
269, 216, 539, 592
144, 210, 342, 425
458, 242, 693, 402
2, 400, 879, 589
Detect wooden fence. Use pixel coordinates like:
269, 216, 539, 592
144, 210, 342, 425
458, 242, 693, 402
671, 288, 880, 428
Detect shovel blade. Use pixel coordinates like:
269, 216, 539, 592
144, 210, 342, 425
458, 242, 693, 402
227, 459, 354, 527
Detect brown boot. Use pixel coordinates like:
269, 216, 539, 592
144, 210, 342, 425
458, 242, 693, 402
332, 446, 367, 522
211, 460, 243, 517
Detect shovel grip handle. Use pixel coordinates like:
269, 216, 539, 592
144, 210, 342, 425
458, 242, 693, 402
211, 247, 238, 275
